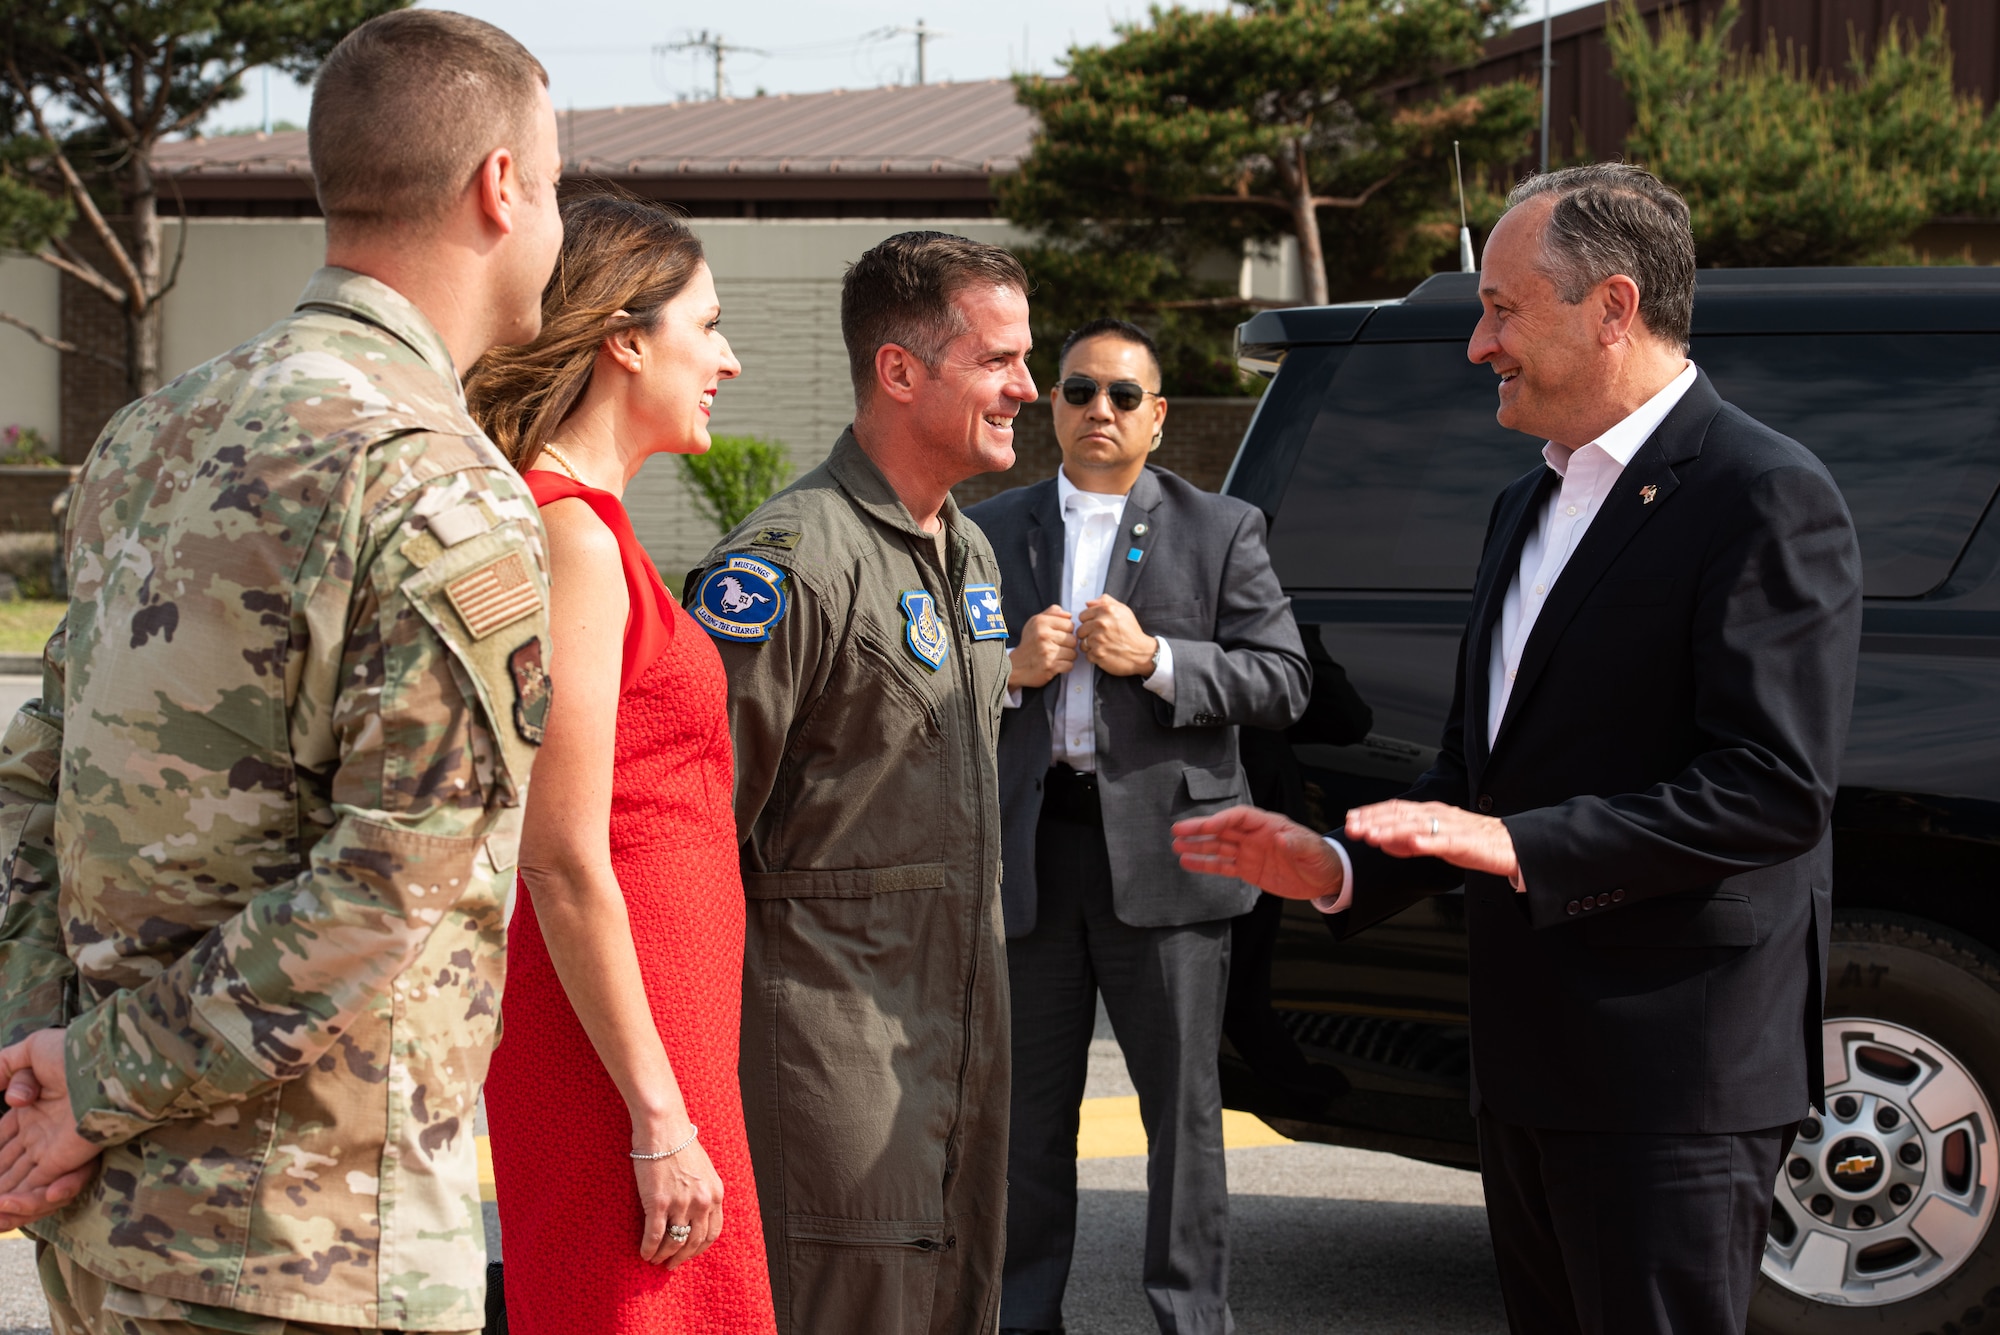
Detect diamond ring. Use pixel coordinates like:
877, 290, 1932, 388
669, 1224, 692, 1244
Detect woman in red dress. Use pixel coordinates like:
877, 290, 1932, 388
467, 196, 776, 1334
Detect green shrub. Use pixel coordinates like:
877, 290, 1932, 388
0, 532, 57, 599
676, 435, 794, 536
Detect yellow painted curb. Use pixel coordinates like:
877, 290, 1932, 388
473, 1097, 1291, 1202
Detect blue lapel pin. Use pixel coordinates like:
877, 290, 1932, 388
1126, 547, 1144, 563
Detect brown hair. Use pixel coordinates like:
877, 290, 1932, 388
1507, 164, 1696, 351
465, 195, 708, 469
310, 10, 549, 238
840, 231, 1029, 401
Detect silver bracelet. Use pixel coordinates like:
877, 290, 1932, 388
630, 1124, 699, 1161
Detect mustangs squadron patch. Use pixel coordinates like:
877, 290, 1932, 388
901, 589, 950, 670
693, 553, 789, 642
962, 584, 1009, 640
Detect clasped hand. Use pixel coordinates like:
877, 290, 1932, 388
1171, 800, 1521, 900
0, 1028, 100, 1230
1007, 596, 1157, 691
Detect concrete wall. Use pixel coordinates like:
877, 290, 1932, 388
31, 217, 1299, 575
0, 255, 61, 441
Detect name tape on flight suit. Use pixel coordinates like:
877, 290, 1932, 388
962, 584, 1009, 640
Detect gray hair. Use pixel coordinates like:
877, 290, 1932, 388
1506, 163, 1696, 351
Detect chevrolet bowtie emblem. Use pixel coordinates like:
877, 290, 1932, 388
1639, 484, 1659, 505
1832, 1154, 1879, 1178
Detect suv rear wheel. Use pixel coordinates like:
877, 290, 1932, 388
1752, 914, 2000, 1332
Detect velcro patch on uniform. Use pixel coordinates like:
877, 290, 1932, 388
509, 636, 551, 745
428, 502, 493, 548
962, 584, 1008, 640
692, 554, 788, 642
446, 552, 540, 640
750, 527, 801, 551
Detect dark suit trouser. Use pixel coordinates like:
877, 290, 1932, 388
1001, 784, 1233, 1335
1477, 1113, 1796, 1335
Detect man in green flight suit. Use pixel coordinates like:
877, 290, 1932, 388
0, 12, 562, 1333
687, 232, 1035, 1335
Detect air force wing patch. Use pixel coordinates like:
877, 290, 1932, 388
693, 554, 788, 643
962, 584, 1008, 640
901, 589, 950, 670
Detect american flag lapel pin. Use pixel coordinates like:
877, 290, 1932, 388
1639, 484, 1659, 505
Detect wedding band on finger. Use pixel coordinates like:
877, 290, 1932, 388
1429, 817, 1439, 836
669, 1223, 692, 1244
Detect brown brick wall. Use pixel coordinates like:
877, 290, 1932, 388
58, 227, 137, 464
952, 396, 1262, 508
0, 466, 79, 534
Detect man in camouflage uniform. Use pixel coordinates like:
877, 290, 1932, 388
0, 12, 563, 1333
686, 232, 1033, 1335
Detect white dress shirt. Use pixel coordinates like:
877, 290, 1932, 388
1003, 467, 1176, 773
1314, 361, 1697, 912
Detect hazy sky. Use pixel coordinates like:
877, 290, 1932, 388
210, 0, 1602, 133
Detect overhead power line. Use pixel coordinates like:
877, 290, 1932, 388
660, 30, 770, 101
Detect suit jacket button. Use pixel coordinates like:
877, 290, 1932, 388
1611, 889, 1626, 903
1566, 900, 1581, 916
1477, 795, 1493, 813
1582, 896, 1595, 910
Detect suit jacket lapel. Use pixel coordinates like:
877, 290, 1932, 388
1100, 467, 1163, 606
1488, 370, 1722, 760
1024, 479, 1063, 612
1467, 467, 1558, 777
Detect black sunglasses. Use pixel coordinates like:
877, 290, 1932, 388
1059, 375, 1160, 412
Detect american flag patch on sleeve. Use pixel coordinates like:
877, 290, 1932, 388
445, 552, 540, 640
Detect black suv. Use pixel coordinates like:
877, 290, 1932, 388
1220, 268, 2000, 1333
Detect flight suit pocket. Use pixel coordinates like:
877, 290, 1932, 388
401, 526, 549, 806
744, 863, 947, 899
784, 1215, 945, 1335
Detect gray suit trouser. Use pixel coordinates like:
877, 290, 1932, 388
1001, 777, 1234, 1335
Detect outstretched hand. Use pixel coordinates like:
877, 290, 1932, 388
1172, 805, 1344, 901
0, 1028, 99, 1230
1344, 800, 1520, 884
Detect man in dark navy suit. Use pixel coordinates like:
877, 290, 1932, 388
1173, 164, 1863, 1334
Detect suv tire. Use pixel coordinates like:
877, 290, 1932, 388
1751, 913, 2000, 1333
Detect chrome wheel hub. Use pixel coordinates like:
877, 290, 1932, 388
1764, 1019, 1998, 1306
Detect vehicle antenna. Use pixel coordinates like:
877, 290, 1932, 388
1454, 140, 1476, 274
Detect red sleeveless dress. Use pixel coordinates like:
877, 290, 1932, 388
484, 472, 776, 1334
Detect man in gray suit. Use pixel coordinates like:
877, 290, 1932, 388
964, 319, 1310, 1335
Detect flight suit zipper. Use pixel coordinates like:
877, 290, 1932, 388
939, 530, 986, 1184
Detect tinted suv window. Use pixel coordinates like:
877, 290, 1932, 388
1270, 332, 2000, 597
1701, 334, 2000, 598
1269, 342, 1525, 591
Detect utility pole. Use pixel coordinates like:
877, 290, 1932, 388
662, 30, 768, 101
1539, 0, 1553, 173
890, 19, 940, 85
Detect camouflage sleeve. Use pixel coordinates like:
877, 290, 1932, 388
63, 451, 547, 1144
0, 622, 71, 1047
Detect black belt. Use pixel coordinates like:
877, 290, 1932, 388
1042, 763, 1102, 825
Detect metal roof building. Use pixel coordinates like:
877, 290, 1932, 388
153, 79, 1035, 218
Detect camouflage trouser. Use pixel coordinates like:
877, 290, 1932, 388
37, 1244, 481, 1335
